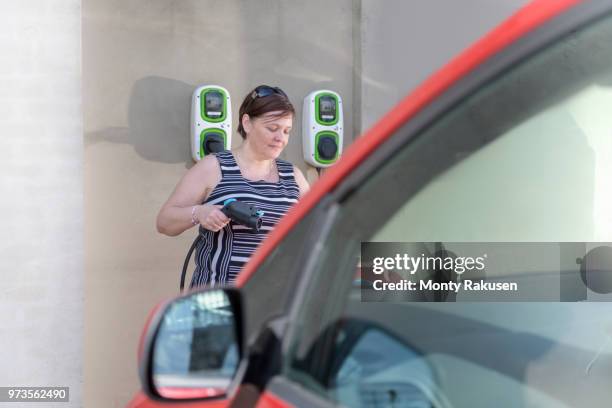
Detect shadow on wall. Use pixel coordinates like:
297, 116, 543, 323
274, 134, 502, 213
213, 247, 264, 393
85, 76, 194, 167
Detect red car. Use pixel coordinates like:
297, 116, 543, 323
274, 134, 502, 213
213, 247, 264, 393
129, 0, 612, 406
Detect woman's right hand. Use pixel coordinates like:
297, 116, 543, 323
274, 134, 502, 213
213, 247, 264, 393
196, 204, 230, 232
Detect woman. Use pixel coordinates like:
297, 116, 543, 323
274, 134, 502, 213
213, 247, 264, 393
157, 85, 310, 288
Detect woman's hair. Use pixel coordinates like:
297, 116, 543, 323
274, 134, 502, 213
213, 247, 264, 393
237, 85, 295, 139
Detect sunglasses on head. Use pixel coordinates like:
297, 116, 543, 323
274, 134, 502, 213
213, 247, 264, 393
251, 85, 287, 100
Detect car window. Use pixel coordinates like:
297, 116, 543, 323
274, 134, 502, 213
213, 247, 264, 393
321, 320, 434, 408
282, 11, 612, 408
373, 82, 612, 243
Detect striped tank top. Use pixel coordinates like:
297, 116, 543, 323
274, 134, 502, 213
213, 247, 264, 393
190, 150, 300, 288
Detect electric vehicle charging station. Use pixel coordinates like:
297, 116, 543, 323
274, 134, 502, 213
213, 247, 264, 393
191, 85, 232, 161
302, 90, 343, 168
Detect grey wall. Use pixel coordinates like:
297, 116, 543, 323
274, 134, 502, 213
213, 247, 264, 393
359, 0, 529, 131
82, 1, 354, 406
0, 1, 83, 407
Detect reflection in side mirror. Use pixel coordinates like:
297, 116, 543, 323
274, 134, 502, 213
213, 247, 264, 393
142, 289, 243, 400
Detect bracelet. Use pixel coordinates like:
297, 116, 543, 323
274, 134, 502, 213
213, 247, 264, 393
191, 206, 199, 226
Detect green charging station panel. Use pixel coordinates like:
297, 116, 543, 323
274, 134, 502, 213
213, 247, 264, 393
314, 131, 339, 165
200, 128, 227, 158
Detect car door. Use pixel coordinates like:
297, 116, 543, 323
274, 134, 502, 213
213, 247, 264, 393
248, 2, 612, 407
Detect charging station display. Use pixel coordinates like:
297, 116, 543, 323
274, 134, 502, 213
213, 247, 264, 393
318, 95, 338, 123
203, 90, 224, 120
303, 90, 343, 167
191, 85, 232, 161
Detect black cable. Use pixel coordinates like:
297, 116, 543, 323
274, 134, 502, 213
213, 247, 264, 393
180, 233, 202, 292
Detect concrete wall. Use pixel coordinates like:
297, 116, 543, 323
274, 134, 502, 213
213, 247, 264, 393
0, 1, 83, 407
82, 1, 535, 406
82, 1, 354, 406
359, 0, 529, 131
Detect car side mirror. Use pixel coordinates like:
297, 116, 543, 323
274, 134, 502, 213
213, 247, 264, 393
139, 288, 244, 401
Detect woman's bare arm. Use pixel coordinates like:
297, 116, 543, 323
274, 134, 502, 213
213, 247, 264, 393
293, 165, 310, 198
156, 155, 224, 236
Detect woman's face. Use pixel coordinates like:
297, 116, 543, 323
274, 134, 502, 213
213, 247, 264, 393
243, 111, 293, 159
